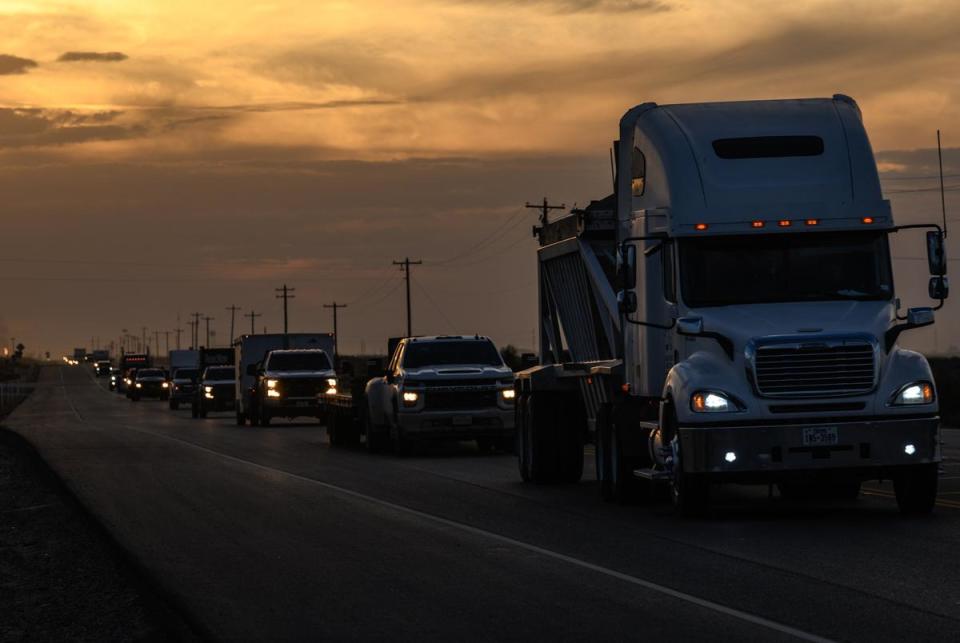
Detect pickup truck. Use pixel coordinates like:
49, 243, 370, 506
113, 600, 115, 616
192, 365, 237, 418
250, 349, 336, 426
168, 367, 199, 410
129, 368, 169, 401
325, 335, 516, 454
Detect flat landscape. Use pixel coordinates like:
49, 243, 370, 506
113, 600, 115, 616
4, 365, 960, 642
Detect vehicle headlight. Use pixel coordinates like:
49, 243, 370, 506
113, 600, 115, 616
266, 379, 278, 389
891, 381, 935, 406
162, 382, 169, 388
691, 391, 739, 413
402, 390, 419, 407
135, 382, 142, 388
267, 389, 281, 398
501, 388, 516, 402
204, 385, 213, 393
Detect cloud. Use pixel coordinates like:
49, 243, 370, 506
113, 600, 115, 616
0, 54, 38, 75
0, 108, 138, 148
57, 51, 128, 62
453, 0, 668, 13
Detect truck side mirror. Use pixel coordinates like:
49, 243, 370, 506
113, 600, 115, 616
617, 290, 637, 314
907, 307, 934, 326
619, 244, 637, 290
676, 317, 704, 335
929, 276, 949, 300
927, 231, 947, 275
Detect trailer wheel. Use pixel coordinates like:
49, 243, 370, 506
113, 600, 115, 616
894, 464, 938, 515
191, 402, 199, 418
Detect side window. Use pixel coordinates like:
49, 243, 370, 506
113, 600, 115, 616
631, 146, 646, 197
662, 241, 676, 303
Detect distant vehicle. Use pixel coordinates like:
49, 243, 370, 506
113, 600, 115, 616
168, 367, 199, 410
193, 365, 237, 418
249, 349, 336, 426
109, 367, 120, 390
73, 348, 87, 362
324, 336, 516, 454
91, 349, 109, 363
233, 333, 335, 425
94, 360, 111, 377
168, 349, 199, 378
514, 95, 946, 516
116, 353, 152, 393
129, 368, 169, 401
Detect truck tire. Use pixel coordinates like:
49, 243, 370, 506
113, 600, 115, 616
170, 400, 179, 411
364, 410, 389, 453
664, 405, 709, 518
260, 406, 271, 426
894, 464, 938, 515
191, 402, 199, 418
199, 404, 208, 419
235, 409, 246, 426
392, 427, 414, 456
518, 391, 583, 484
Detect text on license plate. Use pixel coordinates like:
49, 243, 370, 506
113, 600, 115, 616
802, 426, 838, 446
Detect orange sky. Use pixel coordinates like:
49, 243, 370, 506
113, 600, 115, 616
0, 0, 957, 355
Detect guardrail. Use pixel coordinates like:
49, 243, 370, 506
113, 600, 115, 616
0, 382, 35, 417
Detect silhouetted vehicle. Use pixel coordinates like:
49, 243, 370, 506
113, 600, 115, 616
129, 368, 169, 401
192, 366, 236, 418
168, 367, 199, 410
249, 349, 336, 426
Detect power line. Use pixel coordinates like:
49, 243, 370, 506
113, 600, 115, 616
275, 284, 295, 334
225, 305, 241, 344
411, 275, 457, 333
428, 208, 527, 266
392, 258, 422, 338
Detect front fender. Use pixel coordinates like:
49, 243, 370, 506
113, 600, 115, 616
873, 348, 938, 415
663, 350, 754, 425
364, 377, 393, 427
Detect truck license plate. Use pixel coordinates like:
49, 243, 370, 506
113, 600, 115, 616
452, 415, 472, 426
802, 426, 838, 447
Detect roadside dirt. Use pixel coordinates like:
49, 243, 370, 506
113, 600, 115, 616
0, 430, 197, 642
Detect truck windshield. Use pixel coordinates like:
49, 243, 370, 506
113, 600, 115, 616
267, 352, 331, 371
402, 341, 503, 369
679, 231, 893, 307
174, 368, 198, 379
205, 367, 235, 380
137, 369, 164, 378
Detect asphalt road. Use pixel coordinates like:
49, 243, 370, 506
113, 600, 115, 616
5, 365, 960, 642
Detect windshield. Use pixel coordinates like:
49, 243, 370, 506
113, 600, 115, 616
402, 340, 503, 369
679, 231, 893, 307
267, 352, 331, 371
137, 369, 164, 378
173, 368, 198, 379
204, 367, 235, 380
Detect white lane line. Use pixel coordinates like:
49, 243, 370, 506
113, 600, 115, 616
100, 419, 832, 643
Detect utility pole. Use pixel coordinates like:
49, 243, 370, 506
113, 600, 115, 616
163, 330, 171, 354
174, 326, 183, 350
191, 312, 202, 349
275, 285, 296, 334
225, 305, 241, 344
392, 258, 422, 338
203, 316, 215, 347
525, 197, 565, 239
244, 310, 262, 335
141, 327, 147, 354
323, 302, 347, 363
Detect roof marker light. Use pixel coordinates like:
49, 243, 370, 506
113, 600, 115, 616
778, 220, 792, 227
805, 219, 819, 226
862, 216, 875, 224
694, 223, 708, 231
751, 220, 765, 229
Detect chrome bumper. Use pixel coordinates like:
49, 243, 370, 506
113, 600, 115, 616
679, 416, 940, 475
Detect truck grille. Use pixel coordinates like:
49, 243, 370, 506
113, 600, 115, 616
424, 391, 498, 411
754, 341, 876, 397
282, 379, 324, 397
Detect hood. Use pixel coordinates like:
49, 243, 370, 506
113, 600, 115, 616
263, 369, 336, 380
691, 300, 893, 347
401, 365, 514, 381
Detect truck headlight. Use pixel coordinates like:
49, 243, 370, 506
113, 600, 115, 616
501, 388, 516, 402
691, 391, 739, 413
891, 381, 934, 406
204, 385, 213, 393
162, 382, 169, 389
325, 377, 338, 395
266, 379, 278, 389
135, 382, 142, 389
402, 391, 419, 407
267, 389, 281, 398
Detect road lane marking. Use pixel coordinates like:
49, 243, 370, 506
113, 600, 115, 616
95, 420, 831, 642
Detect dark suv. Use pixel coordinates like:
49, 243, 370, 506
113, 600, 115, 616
192, 366, 236, 418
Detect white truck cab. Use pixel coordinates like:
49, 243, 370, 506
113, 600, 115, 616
516, 95, 948, 515
365, 336, 516, 454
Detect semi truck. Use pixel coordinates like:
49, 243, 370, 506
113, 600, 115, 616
233, 333, 335, 425
116, 352, 152, 394
515, 95, 948, 516
324, 335, 517, 454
